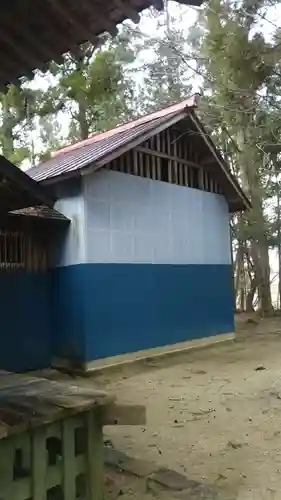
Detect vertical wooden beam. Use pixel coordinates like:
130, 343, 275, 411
119, 156, 125, 173
198, 168, 204, 190
151, 153, 156, 180
178, 163, 183, 186
156, 134, 161, 180
178, 135, 182, 161
160, 131, 164, 154
145, 154, 150, 178
182, 164, 186, 186
123, 153, 128, 174
127, 152, 132, 174
166, 129, 173, 183
184, 164, 189, 187
63, 419, 76, 500
0, 436, 14, 499
209, 172, 214, 193
187, 135, 192, 162
32, 428, 47, 500
87, 409, 104, 500
133, 149, 138, 176
14, 433, 31, 475
172, 130, 181, 185
129, 151, 134, 175
139, 153, 144, 177
204, 171, 207, 191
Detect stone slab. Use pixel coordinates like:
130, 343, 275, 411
149, 468, 191, 491
104, 447, 157, 477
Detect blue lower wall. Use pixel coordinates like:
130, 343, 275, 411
51, 265, 86, 367
0, 263, 234, 372
0, 270, 51, 372
51, 263, 234, 364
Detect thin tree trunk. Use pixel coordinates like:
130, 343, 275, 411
251, 239, 272, 315
236, 127, 273, 316
277, 171, 281, 309
246, 276, 258, 312
77, 98, 89, 140
234, 243, 244, 303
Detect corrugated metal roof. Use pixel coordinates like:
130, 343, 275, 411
28, 97, 199, 182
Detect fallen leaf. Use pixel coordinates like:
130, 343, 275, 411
255, 365, 266, 371
227, 441, 243, 449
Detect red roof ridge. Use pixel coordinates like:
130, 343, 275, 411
51, 95, 200, 159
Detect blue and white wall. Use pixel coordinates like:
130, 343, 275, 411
51, 169, 234, 367
51, 178, 88, 366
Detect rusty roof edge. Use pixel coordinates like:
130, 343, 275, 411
188, 112, 251, 212
35, 110, 190, 185
50, 95, 200, 159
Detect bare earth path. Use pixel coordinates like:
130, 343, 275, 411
91, 317, 281, 499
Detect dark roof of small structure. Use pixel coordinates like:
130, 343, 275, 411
0, 155, 54, 212
28, 96, 251, 213
0, 0, 202, 89
0, 156, 69, 222
11, 206, 70, 221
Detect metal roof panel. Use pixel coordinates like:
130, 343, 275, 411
28, 97, 199, 182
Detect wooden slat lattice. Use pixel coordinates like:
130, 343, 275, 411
107, 128, 224, 196
0, 411, 104, 500
0, 229, 47, 272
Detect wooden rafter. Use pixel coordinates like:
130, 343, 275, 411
45, 0, 99, 47
0, 30, 41, 74
1, 18, 62, 75
81, 0, 118, 37
114, 0, 141, 24
0, 0, 203, 87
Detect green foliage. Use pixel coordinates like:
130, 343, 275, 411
196, 0, 281, 311
47, 38, 136, 140
0, 33, 138, 165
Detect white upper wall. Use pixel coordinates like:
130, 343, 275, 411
54, 193, 86, 267
82, 169, 231, 265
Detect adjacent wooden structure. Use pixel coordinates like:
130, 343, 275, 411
0, 371, 145, 500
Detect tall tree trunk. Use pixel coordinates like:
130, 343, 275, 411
237, 128, 273, 315
251, 239, 272, 314
276, 170, 281, 309
234, 243, 244, 303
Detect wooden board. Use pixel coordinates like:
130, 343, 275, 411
0, 371, 115, 439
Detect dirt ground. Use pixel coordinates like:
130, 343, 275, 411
89, 315, 281, 500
